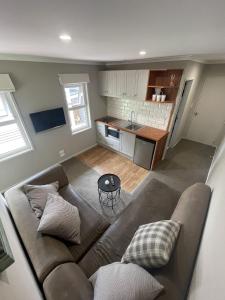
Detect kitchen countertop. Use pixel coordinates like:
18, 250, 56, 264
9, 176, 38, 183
96, 116, 168, 142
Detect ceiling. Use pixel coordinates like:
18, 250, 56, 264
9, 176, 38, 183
1, 0, 225, 63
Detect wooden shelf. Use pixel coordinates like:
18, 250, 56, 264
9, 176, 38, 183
146, 69, 183, 104
148, 85, 179, 89
146, 99, 176, 104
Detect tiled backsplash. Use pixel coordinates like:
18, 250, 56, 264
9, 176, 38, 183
107, 98, 173, 130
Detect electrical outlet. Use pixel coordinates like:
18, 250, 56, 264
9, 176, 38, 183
59, 149, 65, 157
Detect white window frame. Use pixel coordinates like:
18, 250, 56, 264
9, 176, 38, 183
63, 82, 91, 135
0, 92, 33, 162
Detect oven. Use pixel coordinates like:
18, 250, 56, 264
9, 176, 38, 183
106, 126, 120, 139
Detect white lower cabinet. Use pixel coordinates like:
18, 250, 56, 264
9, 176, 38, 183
96, 122, 107, 144
96, 123, 136, 158
106, 138, 120, 151
120, 130, 136, 158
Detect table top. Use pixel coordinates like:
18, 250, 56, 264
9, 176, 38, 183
98, 174, 121, 192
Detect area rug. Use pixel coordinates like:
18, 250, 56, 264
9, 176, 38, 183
62, 157, 133, 223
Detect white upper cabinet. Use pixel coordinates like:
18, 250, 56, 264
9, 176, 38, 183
125, 70, 138, 99
116, 70, 127, 98
136, 70, 149, 100
99, 71, 109, 96
99, 71, 117, 97
99, 70, 149, 101
107, 71, 117, 97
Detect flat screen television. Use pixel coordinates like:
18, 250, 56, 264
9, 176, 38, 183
30, 107, 66, 133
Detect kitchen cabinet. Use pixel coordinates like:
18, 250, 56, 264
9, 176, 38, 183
95, 118, 168, 169
120, 130, 136, 157
99, 71, 117, 97
116, 70, 127, 98
99, 71, 109, 96
96, 122, 120, 151
99, 70, 149, 100
136, 70, 149, 100
125, 70, 138, 99
96, 122, 107, 144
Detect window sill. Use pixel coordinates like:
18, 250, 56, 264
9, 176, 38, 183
0, 147, 33, 163
71, 126, 92, 136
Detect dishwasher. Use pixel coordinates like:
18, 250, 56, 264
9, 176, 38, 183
133, 137, 155, 170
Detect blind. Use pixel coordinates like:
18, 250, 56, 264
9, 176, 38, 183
0, 74, 15, 92
59, 73, 90, 86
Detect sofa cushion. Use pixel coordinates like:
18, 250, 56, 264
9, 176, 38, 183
24, 181, 59, 218
43, 263, 93, 300
121, 220, 180, 268
151, 183, 211, 300
90, 262, 163, 300
59, 185, 110, 262
79, 179, 180, 277
4, 164, 109, 282
38, 193, 81, 244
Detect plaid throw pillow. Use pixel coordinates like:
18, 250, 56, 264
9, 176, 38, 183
121, 220, 180, 268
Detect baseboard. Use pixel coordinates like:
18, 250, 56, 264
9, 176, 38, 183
58, 143, 97, 164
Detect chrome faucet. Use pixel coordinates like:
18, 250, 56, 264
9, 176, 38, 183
129, 111, 135, 125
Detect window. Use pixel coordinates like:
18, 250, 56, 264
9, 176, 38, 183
64, 83, 91, 134
0, 92, 32, 161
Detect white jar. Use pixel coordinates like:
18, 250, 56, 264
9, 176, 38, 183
156, 95, 161, 102
152, 94, 157, 101
161, 95, 166, 102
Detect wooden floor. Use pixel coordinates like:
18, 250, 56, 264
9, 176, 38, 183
78, 145, 149, 193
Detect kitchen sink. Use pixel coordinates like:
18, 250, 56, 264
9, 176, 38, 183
125, 124, 143, 131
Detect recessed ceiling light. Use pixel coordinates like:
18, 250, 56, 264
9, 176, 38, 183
59, 34, 72, 41
139, 50, 146, 56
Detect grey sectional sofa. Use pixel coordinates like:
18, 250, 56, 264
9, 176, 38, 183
4, 164, 211, 300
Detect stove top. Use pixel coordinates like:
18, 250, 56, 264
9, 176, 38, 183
98, 116, 119, 123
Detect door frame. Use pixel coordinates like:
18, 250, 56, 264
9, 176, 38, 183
162, 77, 194, 158
168, 79, 193, 147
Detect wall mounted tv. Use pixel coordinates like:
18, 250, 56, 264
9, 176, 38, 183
30, 107, 66, 133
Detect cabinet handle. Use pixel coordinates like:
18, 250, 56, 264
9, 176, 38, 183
134, 94, 137, 97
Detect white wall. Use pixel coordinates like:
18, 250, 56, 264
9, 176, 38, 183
107, 98, 173, 130
185, 64, 225, 146
0, 195, 43, 300
188, 134, 225, 299
0, 60, 106, 191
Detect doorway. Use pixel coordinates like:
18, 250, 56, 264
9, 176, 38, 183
169, 80, 193, 147
186, 71, 225, 147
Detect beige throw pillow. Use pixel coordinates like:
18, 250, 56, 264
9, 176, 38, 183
89, 262, 163, 300
24, 182, 59, 218
38, 193, 81, 244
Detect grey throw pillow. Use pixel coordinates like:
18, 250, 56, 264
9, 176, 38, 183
38, 193, 81, 244
89, 262, 163, 300
24, 181, 59, 218
122, 220, 180, 268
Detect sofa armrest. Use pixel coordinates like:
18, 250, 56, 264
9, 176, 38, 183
153, 183, 211, 300
4, 188, 74, 283
43, 263, 93, 300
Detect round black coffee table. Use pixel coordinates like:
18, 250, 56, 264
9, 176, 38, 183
98, 174, 121, 209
